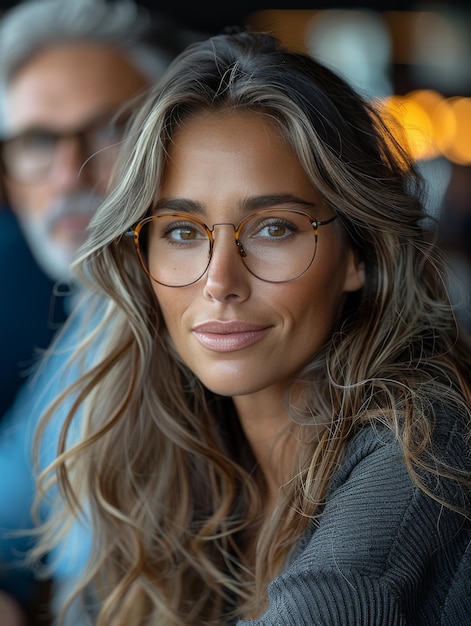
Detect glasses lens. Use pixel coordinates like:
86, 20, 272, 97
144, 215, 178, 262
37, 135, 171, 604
136, 211, 318, 286
2, 130, 57, 181
239, 210, 317, 282
136, 215, 211, 287
1, 115, 128, 183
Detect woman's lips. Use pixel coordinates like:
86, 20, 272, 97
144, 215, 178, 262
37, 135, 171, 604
192, 321, 271, 352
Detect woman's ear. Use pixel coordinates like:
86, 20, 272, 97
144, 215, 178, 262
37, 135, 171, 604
343, 247, 365, 293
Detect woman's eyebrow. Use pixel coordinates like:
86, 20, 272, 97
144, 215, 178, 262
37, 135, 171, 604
151, 198, 205, 216
241, 194, 318, 212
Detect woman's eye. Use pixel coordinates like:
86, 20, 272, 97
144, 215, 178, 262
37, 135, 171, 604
256, 219, 297, 239
171, 227, 196, 241
162, 222, 205, 243
263, 224, 288, 238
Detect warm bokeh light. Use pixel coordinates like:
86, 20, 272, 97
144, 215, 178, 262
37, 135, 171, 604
381, 92, 471, 165
435, 98, 471, 165
245, 8, 471, 165
381, 94, 437, 161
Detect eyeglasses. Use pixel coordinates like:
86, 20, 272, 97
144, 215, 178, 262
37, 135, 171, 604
0, 115, 127, 183
130, 209, 337, 287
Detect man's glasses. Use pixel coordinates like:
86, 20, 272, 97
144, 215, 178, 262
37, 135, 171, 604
0, 115, 127, 183
130, 209, 337, 287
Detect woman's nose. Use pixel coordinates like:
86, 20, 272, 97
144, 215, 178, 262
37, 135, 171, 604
202, 225, 251, 302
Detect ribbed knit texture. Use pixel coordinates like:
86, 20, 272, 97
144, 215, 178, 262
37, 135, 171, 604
238, 417, 471, 625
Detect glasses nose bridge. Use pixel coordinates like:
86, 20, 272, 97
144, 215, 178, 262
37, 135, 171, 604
209, 221, 237, 233
60, 128, 90, 152
207, 221, 244, 260
49, 130, 89, 168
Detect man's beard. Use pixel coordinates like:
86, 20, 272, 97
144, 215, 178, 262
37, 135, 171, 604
19, 188, 103, 282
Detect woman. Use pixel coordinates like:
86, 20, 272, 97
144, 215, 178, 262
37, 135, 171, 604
29, 31, 471, 625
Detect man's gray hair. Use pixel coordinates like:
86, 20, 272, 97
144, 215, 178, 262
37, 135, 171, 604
0, 0, 203, 132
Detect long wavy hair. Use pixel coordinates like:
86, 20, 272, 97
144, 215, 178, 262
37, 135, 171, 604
31, 31, 471, 625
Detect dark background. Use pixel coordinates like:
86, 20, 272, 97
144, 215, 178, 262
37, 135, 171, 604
136, 1, 416, 33
102, 0, 471, 35
0, 0, 470, 35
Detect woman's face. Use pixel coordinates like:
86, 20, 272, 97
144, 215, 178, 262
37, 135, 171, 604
151, 110, 364, 402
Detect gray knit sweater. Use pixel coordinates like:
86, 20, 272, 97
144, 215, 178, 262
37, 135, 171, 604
238, 415, 471, 625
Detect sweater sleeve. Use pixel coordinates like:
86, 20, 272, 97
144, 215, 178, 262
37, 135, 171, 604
237, 425, 471, 626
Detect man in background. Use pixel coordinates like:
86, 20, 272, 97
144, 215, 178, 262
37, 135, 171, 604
0, 0, 199, 416
0, 0, 203, 622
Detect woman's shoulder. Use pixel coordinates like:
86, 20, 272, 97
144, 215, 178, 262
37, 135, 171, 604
250, 419, 471, 625
332, 410, 471, 491
292, 416, 470, 571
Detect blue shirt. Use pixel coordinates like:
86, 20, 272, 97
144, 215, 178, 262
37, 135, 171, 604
0, 207, 68, 418
0, 298, 93, 611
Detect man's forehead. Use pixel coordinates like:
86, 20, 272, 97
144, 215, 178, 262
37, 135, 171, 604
5, 41, 150, 131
